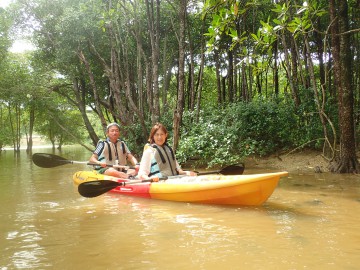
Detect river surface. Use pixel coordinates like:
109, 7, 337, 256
0, 146, 359, 270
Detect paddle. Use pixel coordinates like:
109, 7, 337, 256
78, 177, 167, 198
32, 153, 133, 169
196, 163, 245, 176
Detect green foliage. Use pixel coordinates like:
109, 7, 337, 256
0, 107, 13, 149
293, 86, 339, 148
176, 97, 332, 168
0, 7, 12, 63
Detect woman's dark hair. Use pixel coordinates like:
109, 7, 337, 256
148, 122, 168, 144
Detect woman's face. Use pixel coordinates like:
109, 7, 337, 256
153, 128, 167, 146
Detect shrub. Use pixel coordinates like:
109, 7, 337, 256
177, 98, 307, 167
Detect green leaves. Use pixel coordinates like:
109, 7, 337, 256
176, 99, 305, 167
202, 0, 245, 51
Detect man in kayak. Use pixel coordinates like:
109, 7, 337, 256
89, 122, 139, 179
137, 122, 197, 180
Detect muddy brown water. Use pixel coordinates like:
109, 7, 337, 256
0, 146, 359, 270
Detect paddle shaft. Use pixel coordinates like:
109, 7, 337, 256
46, 159, 135, 169
70, 161, 134, 169
32, 153, 135, 169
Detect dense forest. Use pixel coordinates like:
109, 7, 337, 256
0, 0, 359, 173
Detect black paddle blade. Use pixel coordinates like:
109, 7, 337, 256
219, 163, 245, 175
78, 180, 121, 198
32, 153, 70, 168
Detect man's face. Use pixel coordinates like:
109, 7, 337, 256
107, 126, 120, 141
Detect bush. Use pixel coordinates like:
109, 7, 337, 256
177, 97, 325, 167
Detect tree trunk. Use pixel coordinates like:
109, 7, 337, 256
77, 50, 108, 131
73, 78, 99, 145
8, 103, 21, 152
187, 26, 196, 111
195, 21, 206, 122
221, 75, 226, 103
214, 50, 222, 105
314, 18, 326, 87
290, 37, 301, 107
329, 0, 360, 173
26, 104, 35, 153
273, 39, 279, 97
146, 0, 161, 123
280, 32, 300, 105
241, 62, 248, 102
161, 33, 169, 112
121, 40, 149, 142
227, 50, 234, 102
172, 0, 187, 152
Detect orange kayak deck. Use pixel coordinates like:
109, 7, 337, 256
73, 171, 288, 206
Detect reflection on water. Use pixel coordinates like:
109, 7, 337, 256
0, 147, 359, 269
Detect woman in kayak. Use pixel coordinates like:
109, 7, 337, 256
138, 122, 197, 180
89, 122, 139, 179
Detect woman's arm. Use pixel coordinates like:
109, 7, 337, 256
176, 161, 197, 176
137, 149, 153, 180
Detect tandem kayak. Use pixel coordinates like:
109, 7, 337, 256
73, 171, 288, 206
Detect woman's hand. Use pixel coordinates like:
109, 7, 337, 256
178, 168, 197, 176
187, 171, 197, 176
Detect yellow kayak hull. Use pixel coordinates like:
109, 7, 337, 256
73, 171, 288, 206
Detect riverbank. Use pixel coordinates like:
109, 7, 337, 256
245, 149, 330, 173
